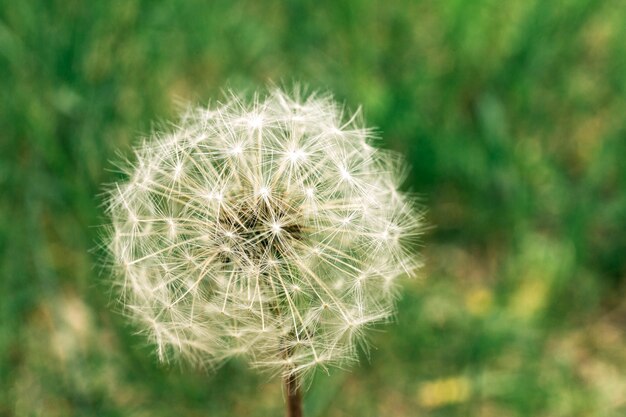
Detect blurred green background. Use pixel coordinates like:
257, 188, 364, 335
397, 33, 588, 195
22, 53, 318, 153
2, 1, 626, 416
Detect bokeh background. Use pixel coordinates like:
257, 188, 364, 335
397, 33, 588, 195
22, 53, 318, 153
2, 1, 626, 416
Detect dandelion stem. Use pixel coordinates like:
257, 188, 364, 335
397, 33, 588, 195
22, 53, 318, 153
284, 372, 302, 417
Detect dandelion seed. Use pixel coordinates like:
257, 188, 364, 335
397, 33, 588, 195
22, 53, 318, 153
271, 222, 283, 234
247, 113, 264, 129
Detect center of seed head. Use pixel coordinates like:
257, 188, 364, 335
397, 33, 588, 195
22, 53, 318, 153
216, 193, 303, 264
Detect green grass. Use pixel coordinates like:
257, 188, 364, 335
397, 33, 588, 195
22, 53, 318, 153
2, 1, 626, 416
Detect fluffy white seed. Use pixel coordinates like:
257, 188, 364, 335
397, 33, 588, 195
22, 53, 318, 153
106, 88, 422, 380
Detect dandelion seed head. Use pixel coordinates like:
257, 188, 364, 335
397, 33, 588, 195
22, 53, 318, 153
106, 88, 422, 380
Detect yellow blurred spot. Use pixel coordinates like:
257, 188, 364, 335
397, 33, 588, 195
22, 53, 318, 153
509, 279, 548, 319
50, 294, 93, 364
465, 288, 493, 316
418, 376, 471, 409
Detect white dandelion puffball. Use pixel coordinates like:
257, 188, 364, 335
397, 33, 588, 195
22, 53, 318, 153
107, 88, 422, 379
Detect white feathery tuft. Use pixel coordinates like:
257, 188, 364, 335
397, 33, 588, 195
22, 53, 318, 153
105, 88, 422, 381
